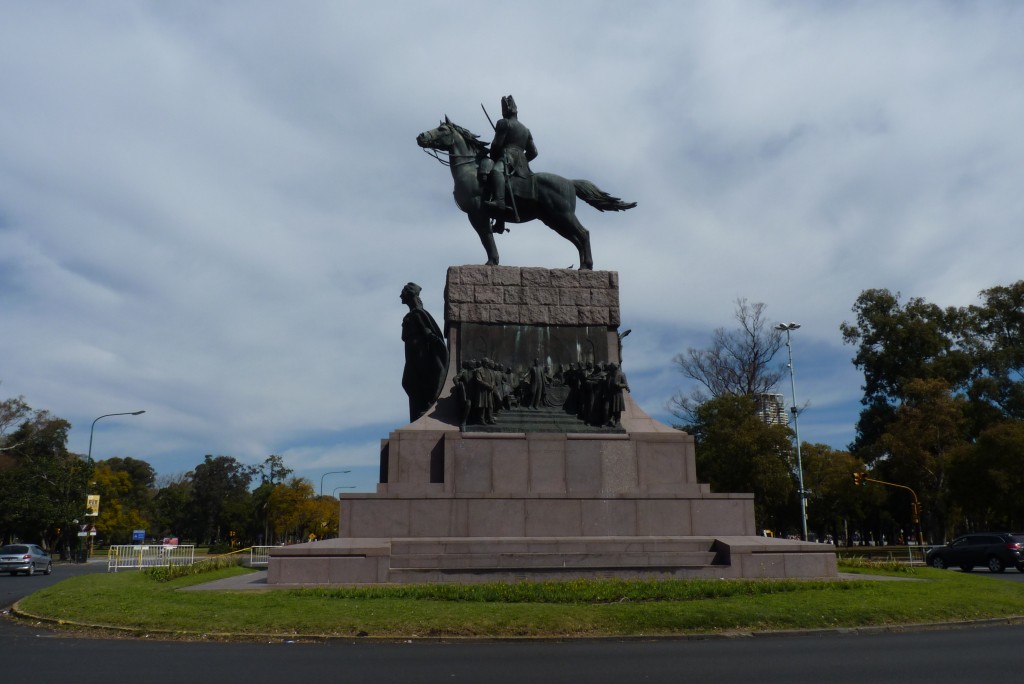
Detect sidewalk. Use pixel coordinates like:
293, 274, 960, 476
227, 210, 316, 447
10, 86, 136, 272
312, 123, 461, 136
181, 570, 271, 591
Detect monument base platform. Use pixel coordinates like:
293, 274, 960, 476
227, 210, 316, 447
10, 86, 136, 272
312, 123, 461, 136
268, 535, 836, 585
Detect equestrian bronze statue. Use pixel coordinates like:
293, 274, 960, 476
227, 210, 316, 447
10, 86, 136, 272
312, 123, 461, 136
416, 98, 635, 271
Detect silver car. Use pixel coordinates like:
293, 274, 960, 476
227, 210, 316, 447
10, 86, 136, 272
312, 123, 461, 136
0, 544, 53, 576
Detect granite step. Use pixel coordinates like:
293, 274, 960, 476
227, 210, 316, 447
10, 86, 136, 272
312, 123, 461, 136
463, 406, 625, 434
388, 537, 722, 572
390, 551, 719, 570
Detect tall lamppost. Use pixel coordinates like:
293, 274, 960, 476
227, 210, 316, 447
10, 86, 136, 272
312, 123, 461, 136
87, 411, 146, 464
83, 410, 145, 560
775, 323, 809, 542
320, 470, 351, 497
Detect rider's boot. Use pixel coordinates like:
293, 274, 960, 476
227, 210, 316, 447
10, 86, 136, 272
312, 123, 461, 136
484, 171, 507, 213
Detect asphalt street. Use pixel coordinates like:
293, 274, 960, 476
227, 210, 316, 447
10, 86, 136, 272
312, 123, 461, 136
1, 561, 1023, 684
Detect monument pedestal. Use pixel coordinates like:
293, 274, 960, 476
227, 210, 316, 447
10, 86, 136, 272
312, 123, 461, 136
269, 266, 836, 584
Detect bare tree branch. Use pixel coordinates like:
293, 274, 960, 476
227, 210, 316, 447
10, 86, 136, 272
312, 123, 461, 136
669, 298, 786, 421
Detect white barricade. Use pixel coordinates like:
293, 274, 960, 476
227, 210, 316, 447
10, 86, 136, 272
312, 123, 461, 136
107, 544, 196, 572
249, 546, 272, 567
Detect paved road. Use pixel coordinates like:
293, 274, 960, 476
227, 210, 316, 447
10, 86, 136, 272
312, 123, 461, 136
2, 562, 1023, 683
978, 568, 1024, 581
1, 611, 1022, 684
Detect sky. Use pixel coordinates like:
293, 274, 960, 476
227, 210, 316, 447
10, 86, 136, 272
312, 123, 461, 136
3, 1, 1023, 494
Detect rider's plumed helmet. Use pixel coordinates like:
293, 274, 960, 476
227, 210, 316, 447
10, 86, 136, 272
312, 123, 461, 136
501, 95, 518, 118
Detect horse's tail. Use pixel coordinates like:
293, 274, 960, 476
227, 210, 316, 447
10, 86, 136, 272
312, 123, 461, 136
573, 179, 637, 212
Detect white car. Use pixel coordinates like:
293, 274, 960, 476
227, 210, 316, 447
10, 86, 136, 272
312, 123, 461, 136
0, 544, 53, 576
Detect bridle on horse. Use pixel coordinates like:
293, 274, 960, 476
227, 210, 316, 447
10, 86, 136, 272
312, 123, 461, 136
421, 125, 480, 168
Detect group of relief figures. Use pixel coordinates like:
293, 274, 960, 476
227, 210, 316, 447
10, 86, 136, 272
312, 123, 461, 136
453, 358, 630, 429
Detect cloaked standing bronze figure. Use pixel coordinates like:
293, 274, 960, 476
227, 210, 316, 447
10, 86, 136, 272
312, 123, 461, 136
400, 283, 448, 422
417, 95, 636, 270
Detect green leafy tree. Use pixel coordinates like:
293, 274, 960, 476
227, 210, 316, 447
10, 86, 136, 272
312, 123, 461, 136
963, 282, 1024, 426
687, 394, 796, 532
0, 408, 87, 555
799, 443, 882, 544
250, 454, 296, 544
258, 454, 292, 486
947, 420, 1024, 532
0, 393, 33, 452
840, 289, 970, 455
152, 474, 192, 540
874, 378, 968, 541
187, 455, 255, 545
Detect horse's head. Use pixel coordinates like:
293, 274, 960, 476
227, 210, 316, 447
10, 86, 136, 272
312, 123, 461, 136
417, 117, 489, 159
416, 116, 459, 151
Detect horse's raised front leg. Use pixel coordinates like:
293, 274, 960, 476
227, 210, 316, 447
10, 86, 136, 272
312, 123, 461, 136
469, 213, 499, 266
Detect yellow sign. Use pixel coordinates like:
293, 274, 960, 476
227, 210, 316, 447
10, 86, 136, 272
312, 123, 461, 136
86, 494, 101, 517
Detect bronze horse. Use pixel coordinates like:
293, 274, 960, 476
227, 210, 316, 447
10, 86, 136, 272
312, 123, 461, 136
417, 118, 635, 270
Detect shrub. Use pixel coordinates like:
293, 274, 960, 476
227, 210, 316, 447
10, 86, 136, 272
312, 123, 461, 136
145, 554, 243, 582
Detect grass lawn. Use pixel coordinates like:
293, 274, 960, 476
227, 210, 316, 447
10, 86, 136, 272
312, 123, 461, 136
14, 564, 1024, 640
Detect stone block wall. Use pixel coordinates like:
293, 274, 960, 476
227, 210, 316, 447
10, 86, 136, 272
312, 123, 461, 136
445, 265, 620, 327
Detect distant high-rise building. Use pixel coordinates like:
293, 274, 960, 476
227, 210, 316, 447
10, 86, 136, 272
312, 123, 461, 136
756, 393, 788, 426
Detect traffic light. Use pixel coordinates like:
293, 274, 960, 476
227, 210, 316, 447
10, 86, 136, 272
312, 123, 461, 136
911, 501, 921, 523
852, 472, 863, 487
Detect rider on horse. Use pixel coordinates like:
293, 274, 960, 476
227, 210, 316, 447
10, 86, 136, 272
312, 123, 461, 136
484, 95, 538, 215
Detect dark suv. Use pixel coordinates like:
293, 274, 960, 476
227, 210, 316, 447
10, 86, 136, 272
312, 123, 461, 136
926, 533, 1024, 573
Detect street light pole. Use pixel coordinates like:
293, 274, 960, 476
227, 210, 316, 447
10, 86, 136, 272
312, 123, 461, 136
775, 323, 809, 542
82, 410, 145, 561
320, 470, 351, 497
87, 411, 146, 463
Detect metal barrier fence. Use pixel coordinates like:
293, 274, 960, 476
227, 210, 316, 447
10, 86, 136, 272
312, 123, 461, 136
107, 544, 196, 572
249, 546, 273, 567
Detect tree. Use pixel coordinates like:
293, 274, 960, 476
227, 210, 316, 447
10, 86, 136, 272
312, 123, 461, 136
963, 282, 1024, 426
0, 393, 33, 453
250, 454, 296, 544
152, 473, 192, 540
947, 420, 1024, 532
670, 299, 785, 421
688, 394, 796, 532
267, 477, 339, 543
187, 455, 255, 544
0, 408, 87, 555
839, 284, 1024, 539
799, 443, 881, 545
95, 457, 156, 539
874, 378, 968, 542
257, 454, 292, 486
92, 463, 150, 544
841, 289, 971, 454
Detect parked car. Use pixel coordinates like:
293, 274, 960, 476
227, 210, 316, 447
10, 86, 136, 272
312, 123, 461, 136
926, 533, 1024, 573
0, 544, 52, 576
